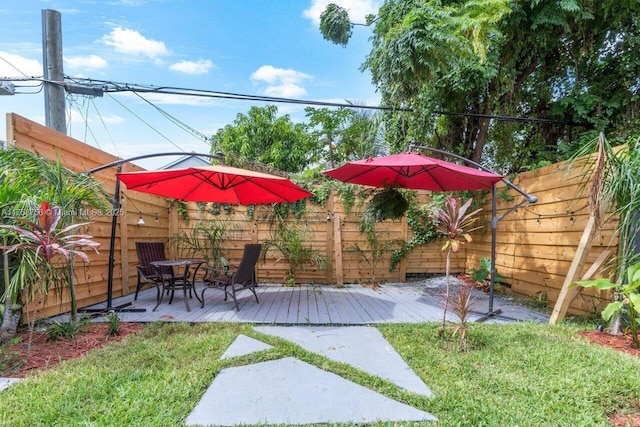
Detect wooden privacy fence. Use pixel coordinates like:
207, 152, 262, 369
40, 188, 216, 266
466, 159, 618, 316
6, 113, 617, 318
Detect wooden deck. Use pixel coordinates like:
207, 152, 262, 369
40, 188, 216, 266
64, 281, 549, 325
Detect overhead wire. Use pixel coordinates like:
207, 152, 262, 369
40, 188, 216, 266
91, 98, 121, 157
7, 75, 588, 126
65, 77, 583, 126
0, 55, 32, 78
4, 74, 587, 162
106, 93, 186, 152
66, 93, 102, 150
0, 56, 45, 93
131, 91, 210, 143
83, 96, 91, 147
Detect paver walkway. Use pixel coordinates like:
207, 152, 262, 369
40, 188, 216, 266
186, 326, 438, 426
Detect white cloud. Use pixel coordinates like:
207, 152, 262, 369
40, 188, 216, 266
65, 55, 108, 70
263, 83, 308, 98
303, 0, 381, 26
169, 59, 214, 74
0, 51, 42, 78
251, 65, 311, 98
100, 115, 125, 124
67, 109, 124, 125
102, 27, 169, 58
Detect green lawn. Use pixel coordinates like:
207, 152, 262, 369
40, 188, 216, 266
1, 321, 638, 426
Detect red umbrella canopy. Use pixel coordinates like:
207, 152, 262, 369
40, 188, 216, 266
117, 165, 312, 204
323, 152, 503, 191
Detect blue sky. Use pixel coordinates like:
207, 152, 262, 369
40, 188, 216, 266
0, 0, 381, 169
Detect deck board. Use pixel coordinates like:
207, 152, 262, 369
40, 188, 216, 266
61, 282, 549, 325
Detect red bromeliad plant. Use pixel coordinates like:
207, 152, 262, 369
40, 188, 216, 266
0, 201, 99, 342
430, 197, 482, 338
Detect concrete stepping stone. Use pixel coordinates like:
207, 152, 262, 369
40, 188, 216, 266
186, 357, 436, 426
220, 334, 273, 360
0, 378, 22, 392
254, 325, 433, 397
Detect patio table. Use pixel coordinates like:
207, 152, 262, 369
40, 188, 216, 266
150, 259, 204, 312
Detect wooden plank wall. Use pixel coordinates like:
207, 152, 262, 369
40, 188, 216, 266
466, 159, 618, 316
175, 194, 460, 285
8, 114, 172, 318
9, 113, 614, 318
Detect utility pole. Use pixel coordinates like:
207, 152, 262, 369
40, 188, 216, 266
42, 9, 66, 134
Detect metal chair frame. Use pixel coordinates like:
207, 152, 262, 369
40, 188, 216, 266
134, 241, 171, 301
200, 244, 261, 311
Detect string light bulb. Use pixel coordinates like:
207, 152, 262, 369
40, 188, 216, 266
137, 214, 145, 225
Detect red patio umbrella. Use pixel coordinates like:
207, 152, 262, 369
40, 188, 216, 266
117, 164, 312, 204
322, 152, 503, 191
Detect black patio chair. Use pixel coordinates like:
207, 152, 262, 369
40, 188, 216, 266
200, 243, 261, 311
134, 241, 172, 301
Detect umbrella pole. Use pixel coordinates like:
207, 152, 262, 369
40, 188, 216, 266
407, 143, 538, 322
474, 185, 503, 322
77, 151, 226, 315
80, 164, 146, 315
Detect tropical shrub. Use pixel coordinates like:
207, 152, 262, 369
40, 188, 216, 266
0, 201, 99, 343
430, 197, 482, 338
262, 223, 326, 286
351, 215, 404, 287
573, 261, 640, 348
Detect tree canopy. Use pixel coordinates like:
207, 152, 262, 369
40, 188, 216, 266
320, 0, 640, 172
305, 107, 386, 169
210, 105, 319, 174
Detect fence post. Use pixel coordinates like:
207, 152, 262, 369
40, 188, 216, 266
325, 196, 335, 284
333, 211, 344, 287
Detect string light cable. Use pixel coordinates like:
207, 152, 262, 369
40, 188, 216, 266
520, 203, 590, 224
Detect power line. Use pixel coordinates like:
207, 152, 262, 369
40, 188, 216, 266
0, 55, 32, 78
63, 76, 580, 126
106, 93, 185, 152
131, 91, 210, 142
5, 74, 586, 125
66, 94, 102, 150
91, 98, 122, 158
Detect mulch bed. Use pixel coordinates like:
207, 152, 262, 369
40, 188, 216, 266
579, 330, 640, 357
0, 322, 144, 378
